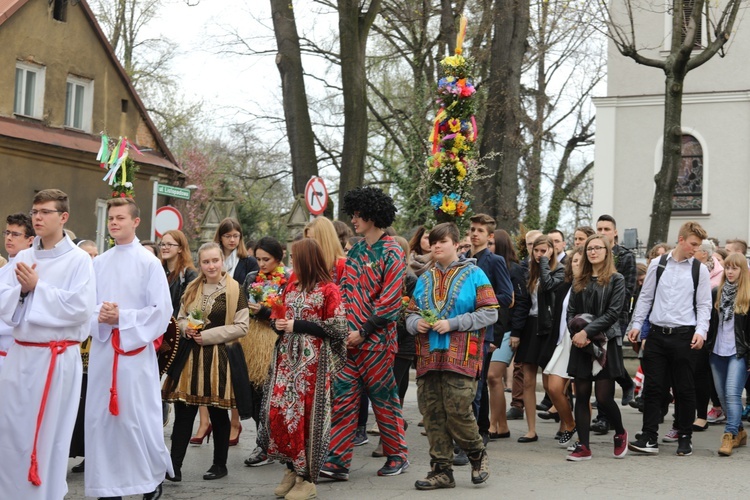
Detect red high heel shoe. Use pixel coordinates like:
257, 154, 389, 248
228, 424, 242, 446
190, 424, 212, 445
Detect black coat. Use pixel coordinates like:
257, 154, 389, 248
534, 257, 565, 336
706, 288, 750, 360
166, 266, 198, 316
233, 256, 260, 285
502, 261, 529, 339
567, 273, 626, 340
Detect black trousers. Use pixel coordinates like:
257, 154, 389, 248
474, 343, 492, 433
642, 328, 697, 439
394, 356, 413, 405
170, 402, 230, 470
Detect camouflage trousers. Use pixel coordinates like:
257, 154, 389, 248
417, 370, 484, 468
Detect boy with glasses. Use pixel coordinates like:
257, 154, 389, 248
0, 190, 97, 499
0, 213, 35, 372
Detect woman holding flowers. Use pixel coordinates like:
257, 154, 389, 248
260, 238, 347, 500
242, 237, 290, 468
162, 242, 250, 481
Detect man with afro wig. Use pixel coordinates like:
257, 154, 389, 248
320, 186, 409, 480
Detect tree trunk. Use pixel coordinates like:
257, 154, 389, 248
440, 0, 458, 55
337, 0, 382, 219
476, 0, 529, 229
523, 0, 548, 230
647, 68, 686, 248
270, 0, 319, 196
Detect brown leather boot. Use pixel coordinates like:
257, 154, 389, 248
719, 433, 734, 456
734, 428, 747, 448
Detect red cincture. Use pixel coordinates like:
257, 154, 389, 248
108, 328, 146, 416
15, 339, 80, 486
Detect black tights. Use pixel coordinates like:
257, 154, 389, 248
575, 378, 624, 447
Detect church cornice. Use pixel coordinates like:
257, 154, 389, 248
593, 90, 750, 108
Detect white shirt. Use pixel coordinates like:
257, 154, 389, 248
557, 289, 571, 345
631, 251, 712, 339
530, 288, 539, 317
714, 316, 737, 357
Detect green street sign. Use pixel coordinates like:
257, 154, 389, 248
157, 184, 191, 200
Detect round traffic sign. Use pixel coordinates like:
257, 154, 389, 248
304, 176, 328, 216
154, 206, 183, 238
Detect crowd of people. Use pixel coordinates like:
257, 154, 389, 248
0, 186, 749, 500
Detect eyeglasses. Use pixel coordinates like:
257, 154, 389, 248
221, 233, 241, 240
458, 245, 471, 250
29, 209, 63, 217
159, 243, 179, 248
3, 230, 26, 238
586, 246, 606, 253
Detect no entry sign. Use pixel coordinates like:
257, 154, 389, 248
304, 176, 328, 216
154, 206, 183, 238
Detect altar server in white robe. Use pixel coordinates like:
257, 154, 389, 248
85, 197, 173, 500
0, 189, 96, 500
0, 212, 35, 373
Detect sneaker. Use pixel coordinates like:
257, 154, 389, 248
662, 428, 679, 443
591, 419, 610, 435
273, 469, 297, 497
452, 447, 469, 466
353, 426, 369, 446
566, 443, 592, 461
707, 406, 726, 424
377, 456, 409, 476
415, 465, 455, 490
614, 430, 628, 458
506, 407, 524, 420
467, 449, 489, 484
676, 435, 693, 456
558, 428, 577, 448
318, 463, 349, 481
628, 436, 659, 454
285, 476, 316, 500
567, 440, 579, 452
621, 386, 635, 406
244, 446, 275, 467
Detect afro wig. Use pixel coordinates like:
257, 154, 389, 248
342, 186, 397, 229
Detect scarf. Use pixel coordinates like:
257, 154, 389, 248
409, 252, 433, 277
224, 249, 239, 278
720, 280, 737, 322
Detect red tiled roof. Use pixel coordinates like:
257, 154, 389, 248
0, 116, 181, 172
0, 0, 29, 25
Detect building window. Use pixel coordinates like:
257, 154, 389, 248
680, 0, 703, 49
65, 76, 94, 132
53, 0, 68, 22
14, 62, 45, 118
672, 134, 703, 211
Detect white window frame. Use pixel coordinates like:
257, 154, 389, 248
662, 1, 707, 53
64, 75, 94, 132
14, 62, 46, 119
95, 198, 108, 254
653, 126, 709, 215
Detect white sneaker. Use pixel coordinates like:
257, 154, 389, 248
662, 428, 679, 443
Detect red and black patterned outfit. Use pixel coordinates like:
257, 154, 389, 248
259, 281, 346, 483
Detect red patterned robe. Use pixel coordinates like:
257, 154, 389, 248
259, 281, 346, 482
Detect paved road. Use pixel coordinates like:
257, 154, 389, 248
65, 376, 749, 499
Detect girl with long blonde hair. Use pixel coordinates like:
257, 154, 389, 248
303, 217, 347, 284
707, 252, 750, 456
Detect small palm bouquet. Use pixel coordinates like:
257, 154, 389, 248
419, 309, 439, 326
187, 309, 205, 331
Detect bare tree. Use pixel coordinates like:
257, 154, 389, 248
598, 0, 743, 247
475, 0, 530, 229
336, 0, 383, 219
270, 0, 319, 195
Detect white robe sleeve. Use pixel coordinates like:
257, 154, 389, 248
0, 262, 23, 326
25, 258, 96, 329
116, 260, 173, 352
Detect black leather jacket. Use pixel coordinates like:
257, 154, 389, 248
532, 257, 565, 336
567, 273, 626, 340
707, 288, 750, 360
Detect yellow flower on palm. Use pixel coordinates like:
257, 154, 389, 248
448, 118, 461, 133
456, 161, 467, 181
440, 197, 457, 214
